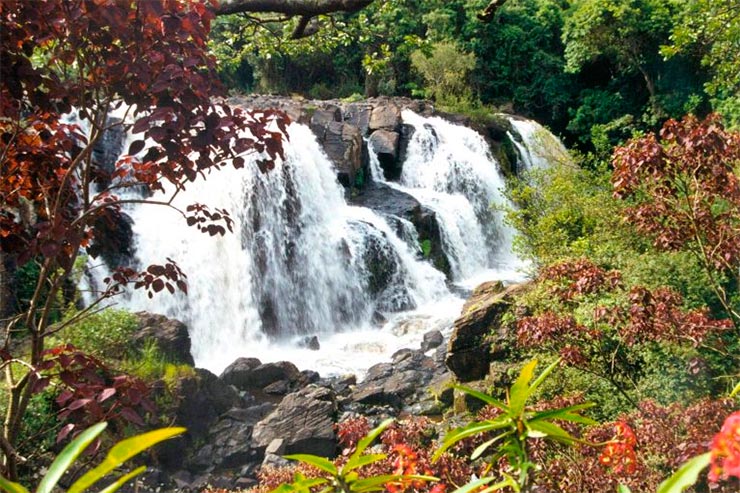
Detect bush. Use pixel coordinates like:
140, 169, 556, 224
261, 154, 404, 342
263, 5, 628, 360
62, 309, 139, 360
410, 42, 476, 107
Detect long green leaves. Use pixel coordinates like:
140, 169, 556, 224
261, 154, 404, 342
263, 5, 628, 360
36, 422, 108, 493
656, 453, 711, 493
0, 422, 184, 493
69, 426, 185, 493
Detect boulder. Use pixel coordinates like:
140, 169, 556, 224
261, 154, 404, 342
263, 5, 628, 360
220, 358, 302, 393
319, 121, 363, 187
343, 103, 373, 134
170, 368, 241, 439
133, 312, 194, 366
252, 385, 338, 457
369, 103, 401, 131
350, 350, 443, 411
421, 330, 444, 352
368, 129, 400, 180
445, 282, 529, 382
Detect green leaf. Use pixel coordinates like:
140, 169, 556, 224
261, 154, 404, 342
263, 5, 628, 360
351, 474, 437, 492
730, 381, 740, 398
455, 385, 508, 411
509, 360, 538, 416
69, 427, 185, 493
351, 418, 393, 461
530, 402, 598, 426
0, 475, 30, 493
470, 432, 509, 460
617, 485, 632, 493
526, 420, 580, 444
527, 358, 561, 396
432, 419, 512, 461
38, 422, 108, 493
451, 475, 518, 493
343, 453, 387, 472
284, 454, 338, 476
657, 452, 711, 493
98, 466, 146, 493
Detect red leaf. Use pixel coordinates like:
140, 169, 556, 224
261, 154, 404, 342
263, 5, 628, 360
98, 387, 117, 402
119, 407, 145, 426
128, 139, 146, 155
68, 398, 92, 411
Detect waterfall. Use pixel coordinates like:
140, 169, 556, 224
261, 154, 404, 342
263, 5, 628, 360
80, 106, 565, 377
91, 122, 448, 374
371, 110, 527, 285
506, 117, 571, 173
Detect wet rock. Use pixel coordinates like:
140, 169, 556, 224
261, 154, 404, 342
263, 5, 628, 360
369, 129, 400, 180
132, 312, 194, 366
299, 335, 321, 351
252, 385, 338, 457
446, 282, 530, 382
421, 330, 444, 352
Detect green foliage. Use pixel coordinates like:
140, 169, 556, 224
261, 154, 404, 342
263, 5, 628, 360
666, 0, 740, 127
0, 422, 184, 493
61, 309, 138, 359
420, 240, 432, 258
435, 360, 596, 488
273, 419, 436, 493
123, 339, 195, 388
410, 42, 476, 106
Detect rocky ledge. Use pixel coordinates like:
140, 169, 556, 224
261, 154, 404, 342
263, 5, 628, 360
126, 277, 528, 492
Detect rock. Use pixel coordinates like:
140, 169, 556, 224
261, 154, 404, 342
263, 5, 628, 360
369, 129, 400, 180
343, 103, 373, 134
445, 282, 530, 382
220, 359, 302, 392
313, 120, 363, 187
350, 351, 442, 411
88, 209, 135, 268
252, 385, 338, 457
369, 103, 401, 131
299, 335, 320, 351
132, 312, 194, 365
421, 330, 444, 352
170, 368, 241, 439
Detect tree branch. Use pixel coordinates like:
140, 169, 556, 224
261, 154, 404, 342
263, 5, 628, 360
215, 0, 374, 17
477, 0, 508, 22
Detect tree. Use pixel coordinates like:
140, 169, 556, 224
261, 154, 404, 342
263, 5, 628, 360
665, 0, 740, 127
612, 114, 740, 328
0, 0, 288, 479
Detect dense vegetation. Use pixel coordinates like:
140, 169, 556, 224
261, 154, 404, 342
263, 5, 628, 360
210, 0, 739, 152
2, 0, 739, 492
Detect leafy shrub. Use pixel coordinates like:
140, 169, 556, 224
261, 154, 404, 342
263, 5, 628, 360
410, 42, 476, 107
62, 309, 139, 360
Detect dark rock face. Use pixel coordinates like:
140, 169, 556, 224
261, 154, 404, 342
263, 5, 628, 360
252, 385, 338, 457
171, 368, 242, 439
350, 348, 450, 415
445, 282, 530, 381
369, 129, 401, 181
421, 330, 444, 352
133, 312, 195, 366
348, 183, 451, 278
220, 358, 302, 394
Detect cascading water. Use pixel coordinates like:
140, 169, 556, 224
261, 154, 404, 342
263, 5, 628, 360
506, 117, 571, 172
82, 106, 562, 378
372, 110, 528, 286
90, 122, 449, 374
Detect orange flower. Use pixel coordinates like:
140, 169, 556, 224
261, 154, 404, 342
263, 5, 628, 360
599, 421, 638, 475
709, 411, 740, 482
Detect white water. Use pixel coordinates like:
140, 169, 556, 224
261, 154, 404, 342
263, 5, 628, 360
83, 109, 560, 378
374, 111, 528, 285
506, 117, 571, 173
